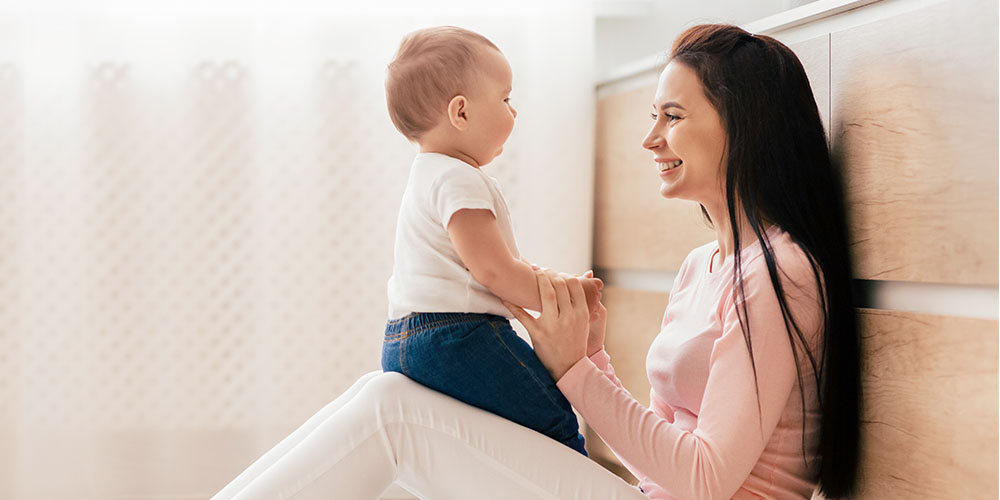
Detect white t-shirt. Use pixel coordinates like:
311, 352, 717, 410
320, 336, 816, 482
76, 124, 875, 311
387, 152, 521, 320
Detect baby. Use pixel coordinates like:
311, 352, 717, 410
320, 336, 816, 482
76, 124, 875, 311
381, 26, 601, 456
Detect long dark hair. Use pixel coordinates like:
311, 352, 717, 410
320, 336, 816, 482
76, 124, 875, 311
668, 24, 862, 498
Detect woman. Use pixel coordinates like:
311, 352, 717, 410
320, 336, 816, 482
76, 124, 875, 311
211, 24, 861, 500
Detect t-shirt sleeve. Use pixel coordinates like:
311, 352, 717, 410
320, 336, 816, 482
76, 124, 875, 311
557, 252, 822, 500
430, 165, 497, 230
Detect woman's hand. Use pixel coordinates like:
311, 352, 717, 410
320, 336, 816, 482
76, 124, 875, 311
502, 270, 590, 382
586, 299, 608, 357
579, 270, 608, 357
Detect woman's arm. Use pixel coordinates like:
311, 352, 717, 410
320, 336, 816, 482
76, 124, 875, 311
556, 260, 822, 500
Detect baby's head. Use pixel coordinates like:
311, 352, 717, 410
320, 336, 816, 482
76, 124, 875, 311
386, 26, 517, 167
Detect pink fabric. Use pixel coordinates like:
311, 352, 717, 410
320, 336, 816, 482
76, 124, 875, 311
557, 225, 825, 500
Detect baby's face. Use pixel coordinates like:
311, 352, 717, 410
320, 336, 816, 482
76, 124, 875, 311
463, 48, 517, 166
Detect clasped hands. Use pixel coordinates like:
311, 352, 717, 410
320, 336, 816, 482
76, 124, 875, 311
503, 269, 608, 382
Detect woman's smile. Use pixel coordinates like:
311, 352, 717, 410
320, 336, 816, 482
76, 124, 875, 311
656, 158, 683, 178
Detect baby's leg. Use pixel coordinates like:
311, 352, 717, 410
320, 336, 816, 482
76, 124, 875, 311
211, 370, 382, 500
389, 314, 587, 455
229, 371, 647, 500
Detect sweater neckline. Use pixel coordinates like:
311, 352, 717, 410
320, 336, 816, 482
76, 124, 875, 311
707, 224, 781, 275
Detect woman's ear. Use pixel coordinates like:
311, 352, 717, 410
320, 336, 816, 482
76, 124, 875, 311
447, 95, 469, 131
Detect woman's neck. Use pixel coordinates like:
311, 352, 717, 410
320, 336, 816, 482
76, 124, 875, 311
705, 203, 772, 259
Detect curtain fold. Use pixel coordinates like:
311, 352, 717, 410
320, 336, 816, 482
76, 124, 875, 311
0, 3, 595, 498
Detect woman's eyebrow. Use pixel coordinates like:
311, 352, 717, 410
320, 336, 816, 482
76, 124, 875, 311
654, 101, 686, 111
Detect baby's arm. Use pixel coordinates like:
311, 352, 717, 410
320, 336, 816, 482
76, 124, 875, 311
448, 209, 602, 313
447, 208, 542, 311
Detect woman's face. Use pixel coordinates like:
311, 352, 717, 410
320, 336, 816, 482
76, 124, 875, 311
642, 61, 728, 207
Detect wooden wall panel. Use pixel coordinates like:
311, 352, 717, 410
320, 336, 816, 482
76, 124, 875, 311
594, 85, 715, 271
788, 34, 831, 142
600, 286, 669, 407
586, 292, 1000, 498
830, 0, 999, 285
852, 309, 998, 499
583, 286, 668, 482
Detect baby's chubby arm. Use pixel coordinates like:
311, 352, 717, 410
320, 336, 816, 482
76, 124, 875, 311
447, 208, 602, 313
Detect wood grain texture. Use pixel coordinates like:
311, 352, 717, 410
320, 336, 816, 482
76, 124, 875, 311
830, 0, 999, 285
583, 286, 668, 482
788, 34, 831, 144
849, 308, 999, 499
593, 85, 715, 271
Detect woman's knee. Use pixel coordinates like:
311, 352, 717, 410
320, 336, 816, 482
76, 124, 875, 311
363, 371, 417, 398
355, 371, 423, 408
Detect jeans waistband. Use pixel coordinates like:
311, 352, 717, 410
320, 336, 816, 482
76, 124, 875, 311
384, 312, 504, 336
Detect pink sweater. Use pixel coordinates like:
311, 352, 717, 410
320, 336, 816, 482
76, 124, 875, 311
557, 225, 824, 500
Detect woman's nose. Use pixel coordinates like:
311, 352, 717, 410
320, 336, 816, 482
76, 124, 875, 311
642, 125, 663, 151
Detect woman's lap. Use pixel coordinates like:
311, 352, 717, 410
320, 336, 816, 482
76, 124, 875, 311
215, 371, 647, 500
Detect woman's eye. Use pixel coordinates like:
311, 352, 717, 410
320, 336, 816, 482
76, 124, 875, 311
650, 112, 680, 121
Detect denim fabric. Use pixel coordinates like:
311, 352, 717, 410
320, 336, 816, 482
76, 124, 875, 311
382, 312, 588, 456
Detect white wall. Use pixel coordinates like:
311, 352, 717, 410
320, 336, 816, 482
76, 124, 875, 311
594, 0, 795, 78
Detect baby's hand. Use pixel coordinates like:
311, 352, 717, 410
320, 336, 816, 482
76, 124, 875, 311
544, 269, 603, 315
555, 270, 601, 314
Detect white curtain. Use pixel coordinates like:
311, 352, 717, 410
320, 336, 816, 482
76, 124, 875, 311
0, 2, 595, 498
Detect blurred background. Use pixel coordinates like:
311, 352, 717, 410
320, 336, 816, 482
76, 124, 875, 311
1, 0, 995, 499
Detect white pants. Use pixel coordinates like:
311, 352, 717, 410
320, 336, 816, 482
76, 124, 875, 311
211, 371, 648, 500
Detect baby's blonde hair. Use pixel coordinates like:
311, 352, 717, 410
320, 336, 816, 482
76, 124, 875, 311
385, 26, 500, 142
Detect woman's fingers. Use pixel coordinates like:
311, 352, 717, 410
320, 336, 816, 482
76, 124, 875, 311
567, 277, 586, 314
501, 300, 534, 328
537, 269, 559, 315
551, 274, 572, 311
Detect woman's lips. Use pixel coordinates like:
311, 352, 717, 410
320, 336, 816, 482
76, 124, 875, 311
658, 161, 682, 177
659, 167, 680, 178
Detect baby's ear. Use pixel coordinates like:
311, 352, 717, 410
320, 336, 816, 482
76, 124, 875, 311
447, 95, 469, 131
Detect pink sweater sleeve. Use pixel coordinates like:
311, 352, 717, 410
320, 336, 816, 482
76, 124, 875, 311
557, 261, 818, 500
583, 348, 676, 482
586, 349, 624, 389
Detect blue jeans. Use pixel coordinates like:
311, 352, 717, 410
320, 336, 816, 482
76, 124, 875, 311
381, 312, 588, 456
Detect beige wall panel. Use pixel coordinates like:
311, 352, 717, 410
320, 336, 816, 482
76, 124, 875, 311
585, 295, 999, 497
852, 308, 998, 499
583, 286, 668, 482
601, 286, 669, 406
594, 86, 715, 271
830, 0, 999, 285
788, 34, 831, 142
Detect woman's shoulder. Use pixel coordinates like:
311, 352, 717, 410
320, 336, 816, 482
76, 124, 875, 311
742, 226, 823, 303
748, 227, 815, 275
